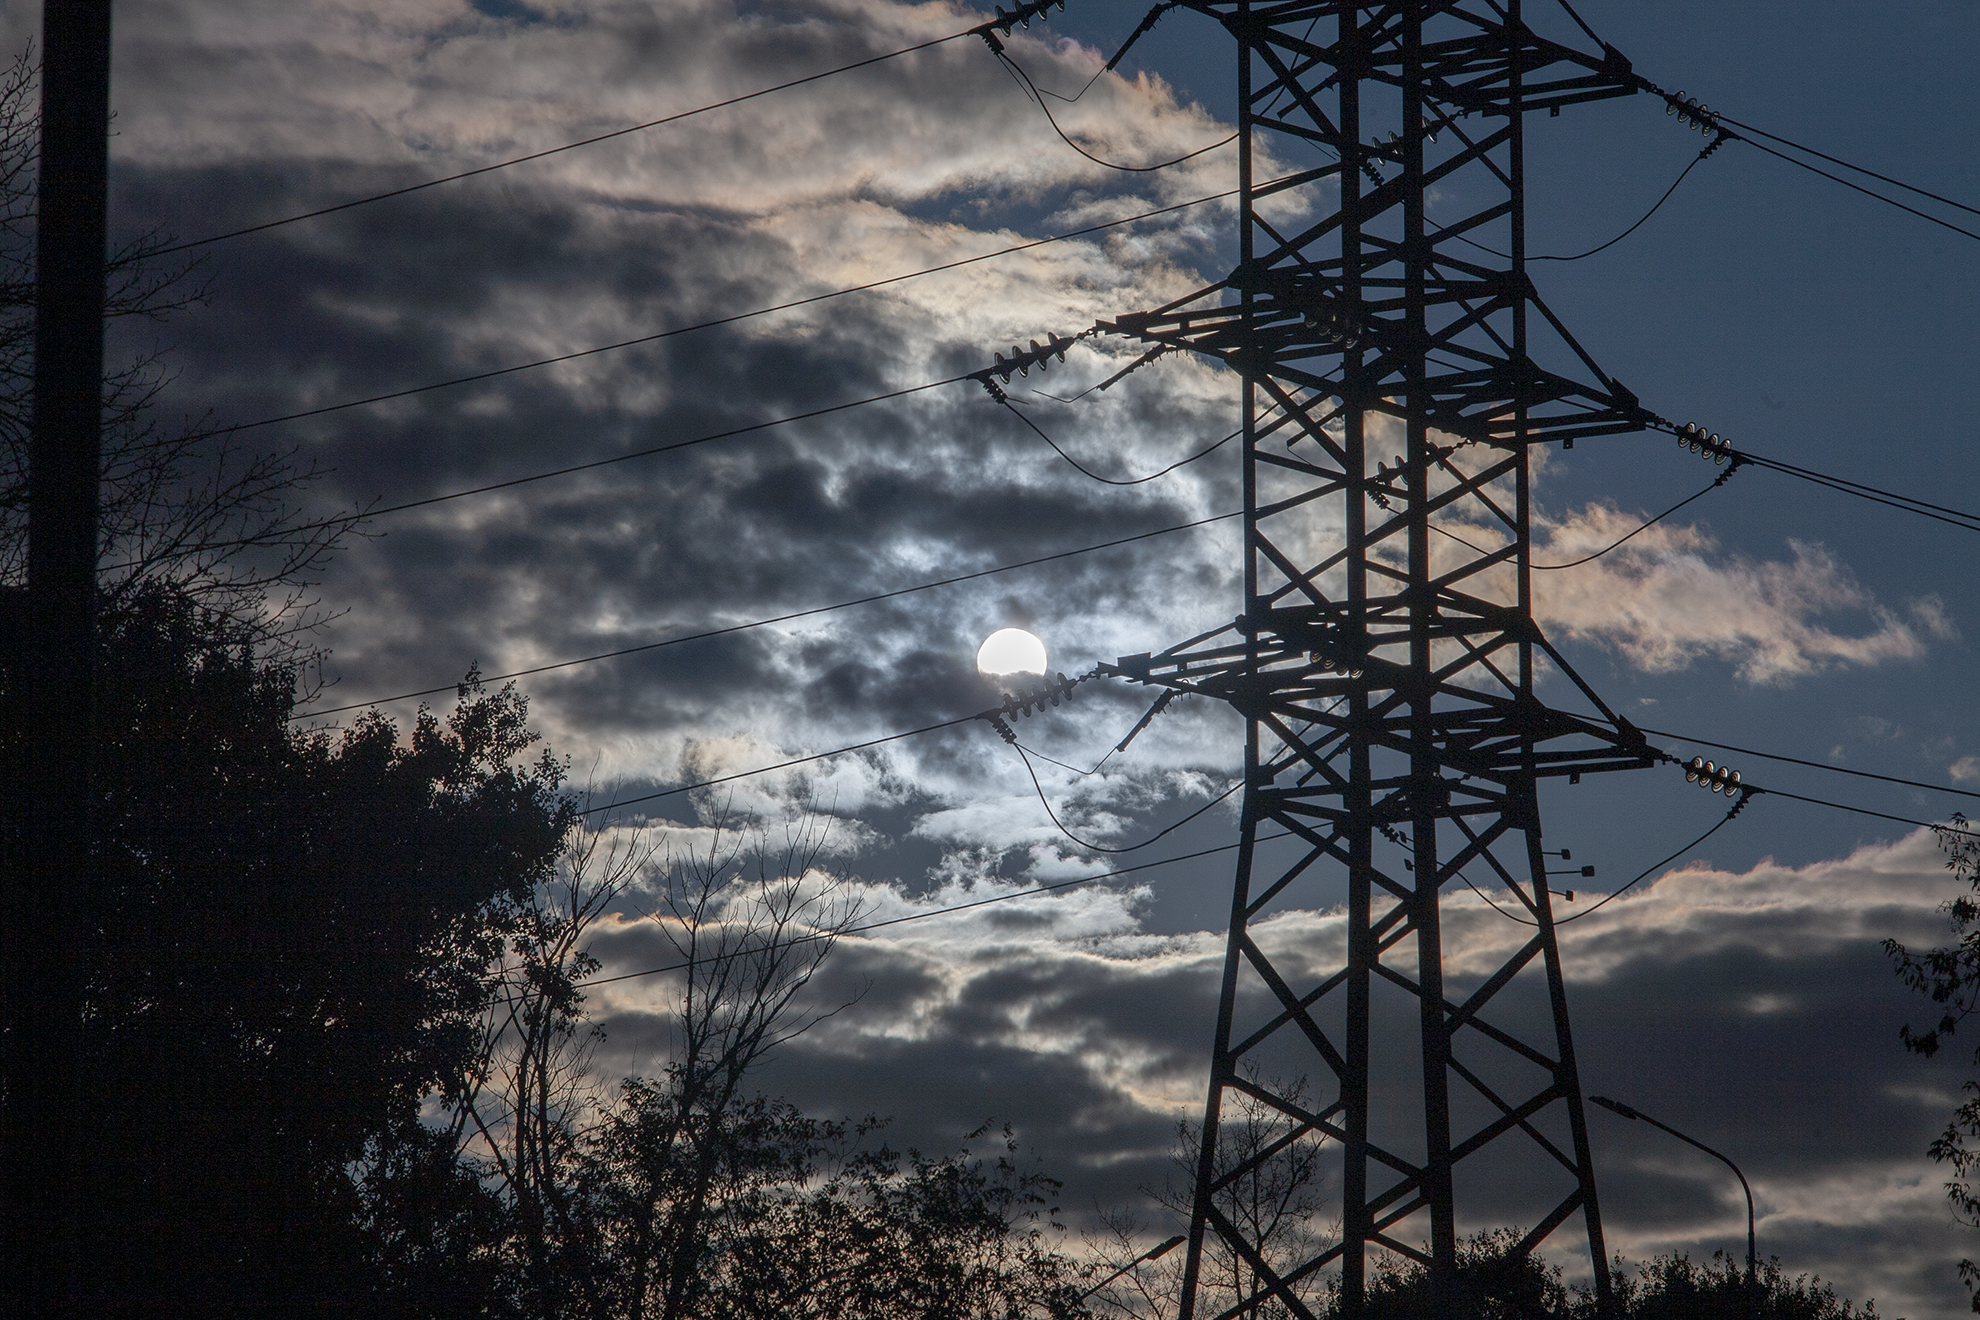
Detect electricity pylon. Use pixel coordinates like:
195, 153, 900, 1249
1092, 4, 1652, 1315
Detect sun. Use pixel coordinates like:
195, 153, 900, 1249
976, 628, 1047, 678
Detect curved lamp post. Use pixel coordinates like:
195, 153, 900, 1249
1590, 1095, 1757, 1312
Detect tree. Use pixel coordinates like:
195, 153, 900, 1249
697, 1117, 1090, 1320
1616, 1253, 1879, 1320
1886, 810, 1980, 1310
1090, 1068, 1333, 1320
0, 41, 357, 642
0, 580, 577, 1316
415, 805, 1096, 1319
1342, 1240, 1880, 1320
453, 811, 870, 1317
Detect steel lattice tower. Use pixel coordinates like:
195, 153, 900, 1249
1091, 3, 1653, 1314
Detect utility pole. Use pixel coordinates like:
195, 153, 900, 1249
9, 1, 114, 1313
1088, 3, 1650, 1315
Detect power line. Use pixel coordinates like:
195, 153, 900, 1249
1443, 140, 1720, 264
1639, 726, 1980, 806
291, 374, 961, 518
576, 734, 1977, 986
1755, 786, 1970, 834
1552, 2, 1980, 245
1730, 131, 1980, 247
1011, 740, 1240, 854
292, 509, 1241, 719
575, 831, 1277, 990
578, 716, 976, 819
151, 32, 973, 256
999, 400, 1238, 486
1634, 423, 1980, 537
1532, 469, 1735, 570
1462, 793, 1749, 929
188, 188, 1236, 449
1734, 450, 1980, 534
994, 49, 1238, 174
1709, 110, 1980, 222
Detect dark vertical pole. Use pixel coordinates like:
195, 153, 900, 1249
1399, 6, 1454, 1315
1506, 4, 1613, 1309
1177, 20, 1256, 1318
11, 2, 112, 1315
1338, 16, 1370, 1311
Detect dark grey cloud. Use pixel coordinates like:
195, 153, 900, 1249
573, 830, 1977, 1313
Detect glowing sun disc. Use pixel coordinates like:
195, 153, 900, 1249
977, 628, 1047, 677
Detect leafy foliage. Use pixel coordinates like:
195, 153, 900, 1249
1886, 811, 1980, 1309
1614, 1252, 1879, 1320
1335, 1237, 1877, 1320
575, 1107, 1087, 1320
0, 584, 575, 1314
1352, 1229, 1574, 1320
0, 42, 355, 640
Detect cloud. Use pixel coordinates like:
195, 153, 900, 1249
573, 824, 1975, 1314
1529, 504, 1948, 684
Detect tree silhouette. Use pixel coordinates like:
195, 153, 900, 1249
1887, 810, 1980, 1310
0, 584, 575, 1316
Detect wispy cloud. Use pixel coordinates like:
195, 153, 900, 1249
1532, 505, 1949, 683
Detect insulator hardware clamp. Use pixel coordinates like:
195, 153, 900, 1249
975, 671, 1097, 743
996, 670, 1087, 719
969, 330, 1084, 399
1663, 90, 1722, 136
1674, 422, 1737, 465
1684, 755, 1742, 794
973, 0, 1067, 52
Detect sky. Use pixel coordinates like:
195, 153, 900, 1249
34, 0, 1980, 1311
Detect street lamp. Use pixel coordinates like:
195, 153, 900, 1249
1080, 1234, 1187, 1302
1590, 1095, 1757, 1312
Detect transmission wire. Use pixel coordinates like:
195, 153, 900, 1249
996, 50, 1238, 173
152, 32, 973, 256
575, 830, 1291, 989
1637, 727, 1980, 806
1710, 110, 1980, 221
999, 399, 1238, 486
1550, 1, 1980, 245
1444, 145, 1715, 264
293, 509, 1241, 719
1731, 132, 1980, 247
1532, 471, 1732, 570
1012, 741, 1241, 855
184, 187, 1235, 451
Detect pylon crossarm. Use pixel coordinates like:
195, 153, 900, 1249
1367, 961, 1557, 1071
1532, 632, 1640, 730
1260, 712, 1355, 788
1241, 846, 1335, 920
1206, 1245, 1352, 1320
1230, 968, 1355, 1056
1431, 626, 1522, 690
1435, 811, 1514, 878
1254, 449, 1349, 487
